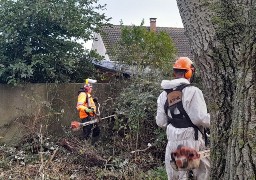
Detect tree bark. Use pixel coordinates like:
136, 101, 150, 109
176, 0, 256, 179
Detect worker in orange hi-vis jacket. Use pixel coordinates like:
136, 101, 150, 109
76, 78, 100, 142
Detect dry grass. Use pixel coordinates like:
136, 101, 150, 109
0, 134, 166, 180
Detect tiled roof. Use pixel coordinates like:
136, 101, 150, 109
156, 27, 192, 58
100, 25, 192, 59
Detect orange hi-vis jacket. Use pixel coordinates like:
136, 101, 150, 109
76, 92, 96, 119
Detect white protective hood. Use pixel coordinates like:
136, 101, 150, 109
161, 78, 190, 90
156, 78, 210, 130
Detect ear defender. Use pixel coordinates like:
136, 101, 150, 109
185, 69, 192, 79
184, 64, 195, 79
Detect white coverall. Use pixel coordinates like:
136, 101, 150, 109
156, 78, 210, 180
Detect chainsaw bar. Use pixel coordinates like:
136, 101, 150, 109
198, 149, 210, 159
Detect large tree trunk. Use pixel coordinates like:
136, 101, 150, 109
176, 0, 256, 179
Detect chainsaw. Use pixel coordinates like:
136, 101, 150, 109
170, 145, 210, 171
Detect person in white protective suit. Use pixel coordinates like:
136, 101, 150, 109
156, 57, 210, 180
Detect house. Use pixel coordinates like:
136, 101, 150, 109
91, 18, 192, 79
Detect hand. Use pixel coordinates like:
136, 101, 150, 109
85, 108, 94, 113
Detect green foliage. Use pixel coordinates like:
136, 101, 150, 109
145, 166, 168, 180
110, 20, 177, 74
115, 78, 159, 132
114, 74, 166, 152
109, 20, 177, 155
0, 0, 110, 84
95, 160, 167, 180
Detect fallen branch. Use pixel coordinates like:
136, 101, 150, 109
59, 138, 106, 167
131, 143, 153, 154
45, 147, 59, 166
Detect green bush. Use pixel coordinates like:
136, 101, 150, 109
145, 166, 168, 180
113, 75, 167, 153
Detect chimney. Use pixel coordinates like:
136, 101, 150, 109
150, 18, 157, 32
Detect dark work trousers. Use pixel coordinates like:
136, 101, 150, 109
81, 116, 100, 140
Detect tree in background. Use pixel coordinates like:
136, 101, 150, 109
0, 0, 110, 84
107, 21, 177, 156
176, 0, 256, 179
110, 20, 177, 76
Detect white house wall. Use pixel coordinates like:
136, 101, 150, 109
91, 33, 110, 61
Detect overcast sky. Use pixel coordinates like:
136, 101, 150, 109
98, 0, 183, 27
85, 0, 183, 49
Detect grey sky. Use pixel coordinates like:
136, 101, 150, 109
98, 0, 183, 27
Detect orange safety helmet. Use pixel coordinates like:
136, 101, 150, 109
173, 57, 195, 79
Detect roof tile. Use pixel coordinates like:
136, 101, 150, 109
100, 25, 192, 59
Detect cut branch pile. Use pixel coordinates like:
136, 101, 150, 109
58, 138, 106, 167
